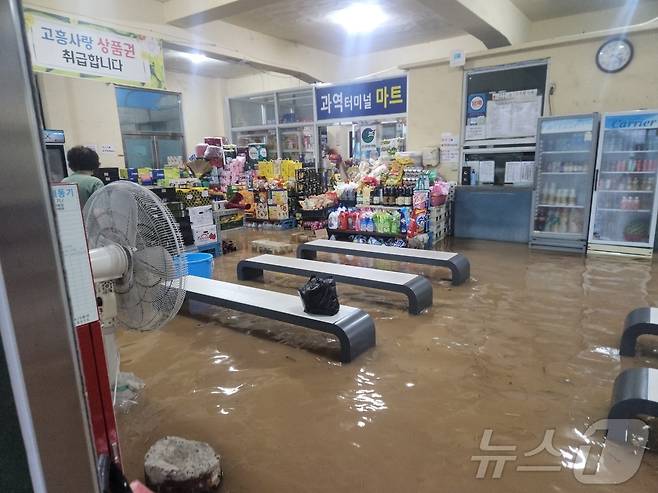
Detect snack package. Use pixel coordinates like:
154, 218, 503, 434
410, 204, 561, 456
414, 210, 429, 234
413, 191, 429, 210
327, 211, 339, 230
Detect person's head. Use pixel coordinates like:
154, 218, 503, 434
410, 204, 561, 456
67, 145, 100, 172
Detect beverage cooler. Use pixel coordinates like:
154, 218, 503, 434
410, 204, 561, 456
530, 114, 600, 251
588, 110, 658, 257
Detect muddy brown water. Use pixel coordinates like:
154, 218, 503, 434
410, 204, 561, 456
117, 230, 658, 492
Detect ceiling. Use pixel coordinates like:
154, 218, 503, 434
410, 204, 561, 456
163, 48, 261, 78
510, 0, 657, 21
222, 0, 464, 55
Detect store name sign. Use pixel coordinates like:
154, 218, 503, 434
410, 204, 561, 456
315, 76, 407, 120
605, 113, 658, 130
24, 8, 165, 89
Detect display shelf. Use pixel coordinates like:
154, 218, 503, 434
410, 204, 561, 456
328, 229, 405, 238
541, 150, 590, 154
537, 204, 584, 209
355, 204, 412, 210
599, 190, 654, 193
603, 150, 658, 154
597, 208, 652, 213
600, 171, 656, 175
539, 172, 587, 175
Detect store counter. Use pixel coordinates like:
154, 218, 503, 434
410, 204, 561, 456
454, 185, 532, 243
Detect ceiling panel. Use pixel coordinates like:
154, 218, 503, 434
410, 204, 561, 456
164, 49, 261, 78
222, 0, 464, 55
510, 0, 657, 21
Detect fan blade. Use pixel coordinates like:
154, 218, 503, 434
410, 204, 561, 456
84, 187, 138, 249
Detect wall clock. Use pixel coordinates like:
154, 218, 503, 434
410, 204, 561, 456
596, 38, 633, 73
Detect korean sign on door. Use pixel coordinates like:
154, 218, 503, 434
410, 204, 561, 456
23, 8, 165, 89
315, 76, 407, 121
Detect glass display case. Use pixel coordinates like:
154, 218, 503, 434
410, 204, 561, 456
530, 114, 600, 251
229, 93, 276, 128
233, 128, 277, 162
278, 126, 315, 165
588, 110, 658, 256
276, 89, 314, 124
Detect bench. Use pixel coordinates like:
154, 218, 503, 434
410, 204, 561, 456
619, 307, 658, 357
297, 239, 470, 285
237, 254, 433, 315
607, 367, 658, 443
184, 276, 375, 363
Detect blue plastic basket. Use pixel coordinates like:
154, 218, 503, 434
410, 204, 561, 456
184, 252, 214, 279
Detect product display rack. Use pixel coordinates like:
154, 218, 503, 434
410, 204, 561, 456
588, 110, 658, 257
530, 113, 600, 252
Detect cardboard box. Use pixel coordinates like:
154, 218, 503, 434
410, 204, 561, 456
192, 224, 218, 245
188, 205, 214, 226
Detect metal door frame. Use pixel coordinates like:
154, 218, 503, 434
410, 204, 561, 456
0, 1, 99, 491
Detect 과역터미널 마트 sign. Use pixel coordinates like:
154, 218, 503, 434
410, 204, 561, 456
23, 8, 165, 89
315, 76, 407, 121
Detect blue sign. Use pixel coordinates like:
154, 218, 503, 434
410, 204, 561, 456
315, 76, 407, 121
605, 113, 658, 129
467, 93, 487, 117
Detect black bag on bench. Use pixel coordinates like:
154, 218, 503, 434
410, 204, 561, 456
298, 276, 340, 316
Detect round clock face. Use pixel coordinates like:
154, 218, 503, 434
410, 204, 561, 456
596, 38, 633, 73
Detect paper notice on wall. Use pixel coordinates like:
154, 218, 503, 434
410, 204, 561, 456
101, 144, 115, 153
465, 124, 486, 141
504, 161, 535, 184
487, 94, 542, 139
85, 144, 98, 152
439, 132, 460, 163
479, 160, 495, 184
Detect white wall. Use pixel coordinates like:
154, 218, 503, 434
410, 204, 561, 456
166, 71, 225, 152
38, 69, 230, 168
406, 27, 658, 181
38, 73, 126, 167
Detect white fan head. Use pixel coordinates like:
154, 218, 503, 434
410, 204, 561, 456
84, 181, 187, 331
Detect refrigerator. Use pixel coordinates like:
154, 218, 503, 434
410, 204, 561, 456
530, 113, 600, 251
588, 110, 658, 257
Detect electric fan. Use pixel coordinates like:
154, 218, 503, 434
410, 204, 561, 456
83, 181, 188, 383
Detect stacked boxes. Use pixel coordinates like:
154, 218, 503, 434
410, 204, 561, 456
175, 187, 212, 208
428, 206, 448, 244
188, 205, 218, 246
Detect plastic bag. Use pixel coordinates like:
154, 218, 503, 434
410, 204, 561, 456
298, 276, 340, 316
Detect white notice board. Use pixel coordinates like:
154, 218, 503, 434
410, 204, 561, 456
51, 184, 99, 326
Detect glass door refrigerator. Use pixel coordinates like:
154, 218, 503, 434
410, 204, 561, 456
530, 113, 600, 251
588, 110, 658, 257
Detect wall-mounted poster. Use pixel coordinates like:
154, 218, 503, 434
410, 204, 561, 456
24, 8, 165, 89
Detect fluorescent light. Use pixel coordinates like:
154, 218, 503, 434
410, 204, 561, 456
328, 3, 388, 33
179, 52, 212, 64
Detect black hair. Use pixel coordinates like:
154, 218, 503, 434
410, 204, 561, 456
67, 145, 100, 172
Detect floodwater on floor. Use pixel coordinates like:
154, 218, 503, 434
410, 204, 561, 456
117, 230, 658, 492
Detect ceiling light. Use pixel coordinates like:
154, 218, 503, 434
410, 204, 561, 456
328, 3, 388, 33
180, 52, 211, 64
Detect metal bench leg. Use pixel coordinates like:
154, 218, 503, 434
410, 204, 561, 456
236, 261, 264, 281
448, 253, 470, 285
331, 310, 376, 363
607, 367, 658, 443
297, 244, 317, 260
620, 307, 658, 357
402, 277, 433, 315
